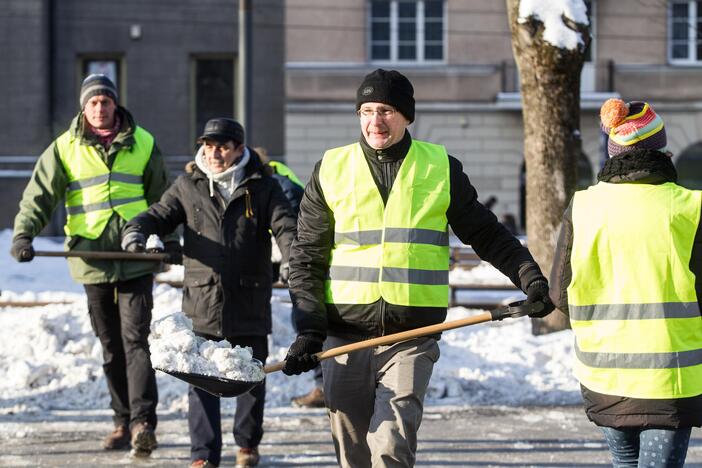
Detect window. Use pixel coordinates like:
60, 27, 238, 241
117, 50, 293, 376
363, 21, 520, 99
81, 57, 123, 101
669, 0, 702, 63
370, 0, 445, 63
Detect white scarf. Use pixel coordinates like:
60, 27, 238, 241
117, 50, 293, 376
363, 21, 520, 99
195, 146, 250, 199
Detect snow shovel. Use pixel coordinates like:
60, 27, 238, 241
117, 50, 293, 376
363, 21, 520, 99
157, 300, 543, 398
33, 250, 168, 261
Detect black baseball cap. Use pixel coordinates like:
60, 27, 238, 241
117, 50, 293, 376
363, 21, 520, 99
198, 118, 245, 145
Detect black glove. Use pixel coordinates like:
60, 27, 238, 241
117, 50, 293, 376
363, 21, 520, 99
10, 236, 34, 262
278, 262, 290, 285
282, 333, 324, 376
524, 279, 555, 318
121, 231, 146, 253
163, 240, 183, 265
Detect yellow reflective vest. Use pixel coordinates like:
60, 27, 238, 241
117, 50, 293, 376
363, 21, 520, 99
56, 127, 153, 239
318, 140, 450, 307
269, 160, 304, 188
568, 181, 702, 399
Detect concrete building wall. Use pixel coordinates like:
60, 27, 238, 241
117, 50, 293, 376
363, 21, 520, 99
446, 1, 513, 64
0, 0, 51, 155
0, 0, 286, 229
287, 0, 366, 62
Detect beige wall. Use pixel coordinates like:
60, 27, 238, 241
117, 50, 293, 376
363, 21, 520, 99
596, 1, 668, 65
287, 66, 504, 102
287, 0, 366, 62
446, 1, 513, 64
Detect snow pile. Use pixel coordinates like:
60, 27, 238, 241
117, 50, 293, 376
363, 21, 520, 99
150, 312, 265, 382
449, 262, 515, 286
0, 230, 581, 416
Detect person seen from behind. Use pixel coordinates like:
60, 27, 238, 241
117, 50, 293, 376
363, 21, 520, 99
550, 98, 702, 468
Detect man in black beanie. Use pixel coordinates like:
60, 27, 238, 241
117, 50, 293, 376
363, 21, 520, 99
282, 68, 555, 467
11, 73, 175, 457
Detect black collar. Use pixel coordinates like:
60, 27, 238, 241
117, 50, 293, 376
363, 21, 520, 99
598, 149, 677, 184
359, 130, 412, 162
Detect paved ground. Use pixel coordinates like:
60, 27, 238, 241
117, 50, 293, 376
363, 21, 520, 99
2, 405, 702, 467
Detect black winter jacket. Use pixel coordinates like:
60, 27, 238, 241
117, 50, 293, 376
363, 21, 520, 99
289, 131, 546, 339
550, 149, 702, 429
124, 150, 297, 337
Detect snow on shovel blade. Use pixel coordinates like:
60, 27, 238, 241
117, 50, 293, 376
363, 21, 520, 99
155, 358, 265, 398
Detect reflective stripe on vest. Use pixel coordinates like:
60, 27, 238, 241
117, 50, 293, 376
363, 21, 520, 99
319, 140, 450, 307
269, 160, 304, 188
568, 181, 702, 399
56, 127, 154, 239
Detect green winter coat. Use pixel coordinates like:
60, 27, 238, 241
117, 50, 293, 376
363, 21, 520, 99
12, 107, 172, 284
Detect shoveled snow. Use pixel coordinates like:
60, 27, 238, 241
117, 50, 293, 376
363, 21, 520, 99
518, 0, 589, 50
150, 312, 265, 382
0, 229, 580, 417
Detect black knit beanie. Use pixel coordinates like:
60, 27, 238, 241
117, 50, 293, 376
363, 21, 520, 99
356, 69, 415, 123
80, 74, 118, 108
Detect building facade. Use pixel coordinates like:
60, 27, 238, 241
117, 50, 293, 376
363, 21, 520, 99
0, 0, 285, 230
285, 0, 702, 230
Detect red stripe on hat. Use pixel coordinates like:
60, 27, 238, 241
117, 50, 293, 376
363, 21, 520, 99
613, 107, 657, 137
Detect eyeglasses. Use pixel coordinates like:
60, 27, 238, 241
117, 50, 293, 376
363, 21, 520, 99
357, 107, 397, 119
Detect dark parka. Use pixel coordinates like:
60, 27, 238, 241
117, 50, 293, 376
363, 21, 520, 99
124, 150, 297, 337
550, 149, 702, 429
289, 131, 547, 339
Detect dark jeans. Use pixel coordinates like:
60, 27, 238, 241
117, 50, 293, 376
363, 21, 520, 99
84, 274, 157, 429
600, 426, 691, 468
189, 334, 268, 466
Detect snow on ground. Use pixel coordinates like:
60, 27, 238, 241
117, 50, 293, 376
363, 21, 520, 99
0, 230, 580, 417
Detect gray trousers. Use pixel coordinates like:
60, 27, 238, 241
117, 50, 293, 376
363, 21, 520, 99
321, 336, 440, 468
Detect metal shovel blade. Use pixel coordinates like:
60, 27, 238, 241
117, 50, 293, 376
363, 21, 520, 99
155, 358, 266, 398
156, 369, 262, 398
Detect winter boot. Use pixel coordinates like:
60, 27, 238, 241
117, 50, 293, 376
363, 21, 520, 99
236, 447, 260, 467
291, 386, 325, 408
190, 460, 218, 468
130, 421, 157, 457
102, 424, 131, 450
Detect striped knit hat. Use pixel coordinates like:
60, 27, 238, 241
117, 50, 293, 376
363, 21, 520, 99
600, 98, 667, 158
80, 74, 118, 109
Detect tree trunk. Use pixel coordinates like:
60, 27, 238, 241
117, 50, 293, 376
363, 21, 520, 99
506, 0, 589, 334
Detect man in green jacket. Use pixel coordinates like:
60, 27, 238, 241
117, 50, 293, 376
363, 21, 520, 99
10, 74, 176, 457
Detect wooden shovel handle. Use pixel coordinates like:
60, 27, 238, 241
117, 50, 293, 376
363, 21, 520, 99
263, 311, 494, 374
34, 250, 168, 261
